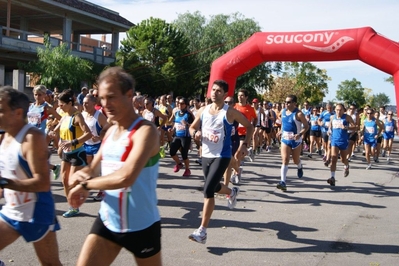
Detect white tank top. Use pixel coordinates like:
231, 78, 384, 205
83, 110, 102, 145
0, 124, 56, 223
201, 104, 233, 158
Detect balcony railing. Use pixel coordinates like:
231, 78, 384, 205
0, 26, 115, 65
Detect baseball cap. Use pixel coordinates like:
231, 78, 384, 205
46, 89, 53, 96
252, 98, 259, 103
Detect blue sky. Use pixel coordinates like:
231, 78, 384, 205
92, 0, 399, 105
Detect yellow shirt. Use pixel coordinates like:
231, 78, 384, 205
59, 112, 84, 151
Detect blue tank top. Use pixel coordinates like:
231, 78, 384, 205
99, 118, 160, 233
281, 108, 302, 141
27, 102, 49, 132
319, 110, 335, 132
363, 118, 378, 142
331, 114, 348, 142
174, 110, 192, 137
310, 114, 320, 131
383, 119, 395, 138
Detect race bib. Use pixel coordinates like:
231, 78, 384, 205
4, 190, 35, 208
175, 122, 186, 132
365, 126, 375, 134
386, 125, 393, 132
311, 121, 317, 126
27, 112, 41, 128
101, 160, 124, 176
202, 128, 222, 144
282, 131, 295, 140
325, 121, 330, 127
332, 120, 343, 129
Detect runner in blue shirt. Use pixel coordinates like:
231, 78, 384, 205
326, 103, 356, 186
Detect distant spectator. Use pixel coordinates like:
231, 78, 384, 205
77, 87, 88, 105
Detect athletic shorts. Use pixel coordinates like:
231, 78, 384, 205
84, 143, 101, 156
348, 132, 358, 142
161, 125, 172, 131
0, 212, 60, 243
62, 146, 87, 167
239, 135, 246, 141
202, 157, 231, 198
310, 130, 321, 137
377, 136, 383, 144
330, 139, 348, 150
322, 132, 329, 143
281, 139, 301, 149
264, 127, 272, 134
90, 216, 161, 259
383, 133, 394, 140
231, 135, 240, 155
364, 138, 377, 148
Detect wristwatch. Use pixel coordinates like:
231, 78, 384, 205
0, 178, 9, 189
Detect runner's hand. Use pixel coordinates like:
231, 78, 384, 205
68, 185, 89, 209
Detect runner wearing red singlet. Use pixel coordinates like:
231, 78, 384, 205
234, 89, 257, 166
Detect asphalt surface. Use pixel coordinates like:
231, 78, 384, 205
1, 141, 399, 266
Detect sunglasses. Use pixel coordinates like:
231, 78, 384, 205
367, 112, 373, 114
285, 101, 292, 104
178, 102, 186, 105
388, 113, 393, 115
224, 101, 233, 104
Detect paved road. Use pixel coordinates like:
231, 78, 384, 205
1, 143, 399, 266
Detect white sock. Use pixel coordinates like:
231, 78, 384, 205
331, 172, 335, 178
297, 160, 302, 169
281, 164, 288, 182
199, 226, 206, 232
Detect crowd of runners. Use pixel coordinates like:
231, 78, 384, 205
0, 66, 397, 265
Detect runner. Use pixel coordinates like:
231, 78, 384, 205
67, 67, 162, 265
55, 89, 92, 218
82, 94, 111, 201
0, 86, 62, 265
234, 89, 257, 163
362, 109, 384, 170
252, 98, 266, 155
188, 80, 253, 244
326, 103, 356, 186
168, 97, 195, 177
308, 107, 322, 158
276, 95, 309, 191
223, 96, 241, 186
346, 104, 360, 161
318, 103, 335, 166
381, 111, 397, 162
28, 85, 62, 179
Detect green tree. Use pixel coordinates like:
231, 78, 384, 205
173, 11, 275, 98
265, 62, 330, 105
336, 78, 366, 107
117, 17, 196, 96
264, 73, 296, 103
286, 62, 330, 105
21, 40, 94, 91
385, 76, 393, 84
369, 92, 390, 108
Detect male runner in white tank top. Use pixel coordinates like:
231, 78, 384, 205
0, 86, 62, 265
188, 80, 254, 244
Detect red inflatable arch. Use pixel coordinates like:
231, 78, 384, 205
208, 27, 399, 113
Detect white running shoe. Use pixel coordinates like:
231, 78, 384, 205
188, 228, 207, 244
366, 164, 372, 170
228, 187, 239, 209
